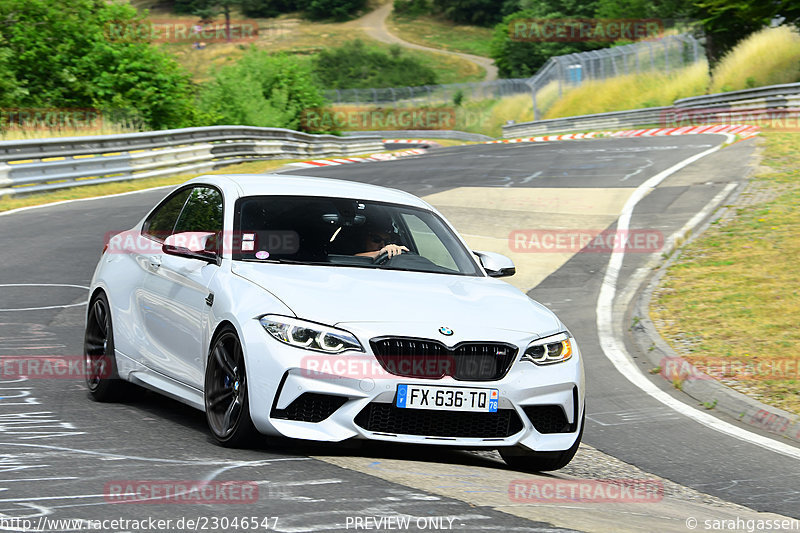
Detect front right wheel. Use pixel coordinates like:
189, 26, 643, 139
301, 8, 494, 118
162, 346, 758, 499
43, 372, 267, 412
500, 409, 585, 472
204, 326, 256, 447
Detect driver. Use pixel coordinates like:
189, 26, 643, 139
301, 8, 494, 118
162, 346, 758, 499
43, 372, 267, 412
355, 228, 408, 259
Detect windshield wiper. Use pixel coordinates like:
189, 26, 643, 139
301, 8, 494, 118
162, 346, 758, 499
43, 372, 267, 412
239, 258, 330, 266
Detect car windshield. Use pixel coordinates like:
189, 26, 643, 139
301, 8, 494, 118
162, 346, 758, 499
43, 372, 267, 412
233, 195, 481, 276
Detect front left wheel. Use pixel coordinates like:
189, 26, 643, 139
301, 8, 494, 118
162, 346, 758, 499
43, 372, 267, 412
204, 326, 256, 447
84, 292, 133, 402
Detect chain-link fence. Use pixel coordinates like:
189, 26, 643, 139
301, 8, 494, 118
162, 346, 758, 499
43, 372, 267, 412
528, 34, 703, 119
323, 35, 704, 119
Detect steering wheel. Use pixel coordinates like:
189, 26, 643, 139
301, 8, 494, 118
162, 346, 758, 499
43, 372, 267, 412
372, 250, 415, 265
372, 251, 391, 265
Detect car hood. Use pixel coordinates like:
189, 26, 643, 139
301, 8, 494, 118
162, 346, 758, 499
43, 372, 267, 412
231, 262, 560, 336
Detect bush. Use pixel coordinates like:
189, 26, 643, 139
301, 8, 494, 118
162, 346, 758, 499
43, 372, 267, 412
197, 48, 327, 131
312, 40, 437, 89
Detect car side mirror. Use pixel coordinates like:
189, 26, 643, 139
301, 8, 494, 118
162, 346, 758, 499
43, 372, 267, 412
163, 232, 218, 263
473, 250, 516, 278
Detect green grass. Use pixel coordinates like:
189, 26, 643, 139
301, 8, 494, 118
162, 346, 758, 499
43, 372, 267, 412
651, 132, 800, 415
387, 13, 494, 57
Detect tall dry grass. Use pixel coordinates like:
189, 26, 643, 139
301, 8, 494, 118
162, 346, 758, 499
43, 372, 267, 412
544, 61, 709, 119
710, 25, 800, 93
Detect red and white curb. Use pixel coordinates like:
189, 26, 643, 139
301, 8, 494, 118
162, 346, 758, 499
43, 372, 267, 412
486, 131, 603, 143
383, 139, 438, 144
290, 125, 760, 168
493, 124, 760, 144
289, 148, 426, 169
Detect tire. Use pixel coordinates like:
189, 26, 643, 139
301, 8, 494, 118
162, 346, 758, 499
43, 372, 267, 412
84, 292, 132, 402
500, 408, 585, 472
204, 325, 256, 447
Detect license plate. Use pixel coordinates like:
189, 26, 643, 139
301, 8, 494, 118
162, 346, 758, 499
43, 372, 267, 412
396, 384, 498, 412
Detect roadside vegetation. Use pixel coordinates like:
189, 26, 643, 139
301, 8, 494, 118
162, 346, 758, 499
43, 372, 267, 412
709, 25, 800, 93
540, 26, 800, 119
544, 62, 710, 119
387, 13, 493, 57
651, 133, 800, 415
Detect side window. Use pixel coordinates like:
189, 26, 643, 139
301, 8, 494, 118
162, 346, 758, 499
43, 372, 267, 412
143, 188, 192, 241
401, 213, 458, 271
173, 187, 223, 235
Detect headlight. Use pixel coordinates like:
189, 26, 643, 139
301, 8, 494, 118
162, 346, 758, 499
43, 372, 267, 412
259, 315, 363, 354
521, 332, 573, 365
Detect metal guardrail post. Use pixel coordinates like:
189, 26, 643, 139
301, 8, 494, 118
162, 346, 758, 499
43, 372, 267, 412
502, 81, 800, 138
0, 127, 385, 197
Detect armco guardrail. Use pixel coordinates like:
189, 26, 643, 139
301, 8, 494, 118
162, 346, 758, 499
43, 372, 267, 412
503, 82, 800, 137
0, 126, 383, 197
341, 130, 493, 142
503, 107, 670, 137
674, 82, 800, 109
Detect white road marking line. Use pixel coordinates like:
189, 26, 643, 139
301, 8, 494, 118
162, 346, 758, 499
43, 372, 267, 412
595, 138, 800, 461
519, 171, 542, 184
0, 477, 78, 482
0, 441, 312, 464
620, 158, 654, 182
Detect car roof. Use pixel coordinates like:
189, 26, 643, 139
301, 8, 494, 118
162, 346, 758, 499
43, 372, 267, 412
189, 174, 431, 209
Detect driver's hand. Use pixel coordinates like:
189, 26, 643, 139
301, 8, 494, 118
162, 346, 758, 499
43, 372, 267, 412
380, 244, 409, 258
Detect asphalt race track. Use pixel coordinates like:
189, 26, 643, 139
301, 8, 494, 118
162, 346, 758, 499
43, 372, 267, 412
1, 135, 798, 532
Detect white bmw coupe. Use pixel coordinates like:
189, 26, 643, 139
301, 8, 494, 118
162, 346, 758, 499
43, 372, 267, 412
86, 174, 585, 471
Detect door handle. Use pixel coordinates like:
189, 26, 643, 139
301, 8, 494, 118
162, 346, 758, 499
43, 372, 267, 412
148, 257, 162, 270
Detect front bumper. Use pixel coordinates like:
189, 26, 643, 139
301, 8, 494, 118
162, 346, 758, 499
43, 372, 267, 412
242, 319, 585, 453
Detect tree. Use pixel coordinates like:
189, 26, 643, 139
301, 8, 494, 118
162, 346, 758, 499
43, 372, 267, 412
0, 0, 196, 129
490, 6, 605, 78
430, 0, 519, 26
297, 0, 367, 21
691, 0, 800, 64
239, 0, 298, 18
